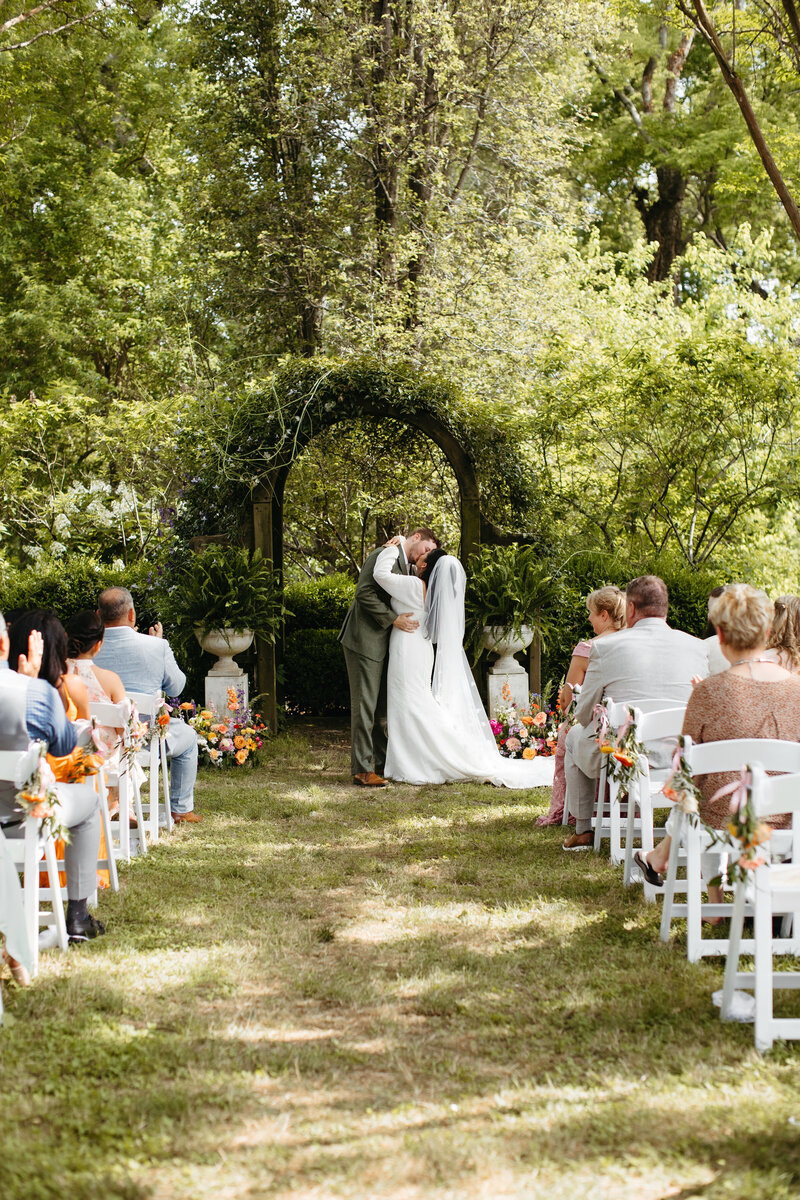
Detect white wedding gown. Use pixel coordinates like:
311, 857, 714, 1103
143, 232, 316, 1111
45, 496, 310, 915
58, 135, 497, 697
373, 547, 555, 788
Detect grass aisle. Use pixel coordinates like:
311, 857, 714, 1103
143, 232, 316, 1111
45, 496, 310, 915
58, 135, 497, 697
2, 725, 800, 1200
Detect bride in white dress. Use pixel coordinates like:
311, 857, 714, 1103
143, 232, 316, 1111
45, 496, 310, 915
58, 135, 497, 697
373, 544, 555, 788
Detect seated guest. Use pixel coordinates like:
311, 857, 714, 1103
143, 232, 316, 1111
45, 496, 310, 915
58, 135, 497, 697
93, 587, 201, 824
635, 585, 800, 913
0, 611, 104, 944
562, 575, 708, 851
764, 594, 800, 673
9, 610, 90, 722
66, 610, 127, 808
703, 585, 729, 675
537, 585, 626, 826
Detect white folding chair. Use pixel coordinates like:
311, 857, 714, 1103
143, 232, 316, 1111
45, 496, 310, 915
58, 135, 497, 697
660, 738, 800, 962
721, 767, 800, 1051
0, 748, 68, 978
622, 704, 687, 892
127, 692, 172, 842
89, 700, 144, 870
592, 698, 683, 863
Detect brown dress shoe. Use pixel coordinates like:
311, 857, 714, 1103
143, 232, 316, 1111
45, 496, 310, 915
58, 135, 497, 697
562, 831, 593, 852
171, 811, 204, 823
353, 772, 388, 787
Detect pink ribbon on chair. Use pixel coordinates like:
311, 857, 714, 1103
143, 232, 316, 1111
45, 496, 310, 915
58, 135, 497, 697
709, 765, 753, 818
616, 709, 633, 742
593, 704, 609, 744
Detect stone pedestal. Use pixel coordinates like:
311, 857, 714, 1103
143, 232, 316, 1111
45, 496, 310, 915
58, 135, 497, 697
196, 628, 253, 713
487, 668, 529, 719
483, 625, 533, 718
205, 670, 249, 713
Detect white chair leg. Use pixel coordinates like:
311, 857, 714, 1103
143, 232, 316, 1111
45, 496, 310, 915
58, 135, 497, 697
623, 782, 638, 888
593, 768, 606, 852
754, 869, 774, 1053
132, 774, 147, 857
685, 830, 703, 963
118, 772, 131, 863
42, 833, 68, 954
721, 881, 747, 1020
160, 739, 173, 831
609, 782, 623, 866
660, 815, 684, 943
23, 817, 40, 977
98, 786, 119, 891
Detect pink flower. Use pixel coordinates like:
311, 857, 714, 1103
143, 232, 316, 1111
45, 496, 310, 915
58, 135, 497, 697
490, 719, 502, 736
505, 736, 522, 752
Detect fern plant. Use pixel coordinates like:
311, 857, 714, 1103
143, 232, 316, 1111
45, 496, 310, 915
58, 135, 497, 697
177, 545, 286, 642
465, 545, 557, 661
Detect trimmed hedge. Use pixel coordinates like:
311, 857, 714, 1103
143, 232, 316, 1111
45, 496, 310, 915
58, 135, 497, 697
284, 574, 355, 633
0, 556, 152, 622
284, 629, 350, 714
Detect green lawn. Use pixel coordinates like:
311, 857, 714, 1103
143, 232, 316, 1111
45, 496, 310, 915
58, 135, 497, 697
2, 723, 799, 1200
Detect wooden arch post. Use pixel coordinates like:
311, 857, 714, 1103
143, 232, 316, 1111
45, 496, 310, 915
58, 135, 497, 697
250, 401, 483, 728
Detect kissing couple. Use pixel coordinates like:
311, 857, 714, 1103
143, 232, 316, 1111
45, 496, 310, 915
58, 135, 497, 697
338, 527, 555, 789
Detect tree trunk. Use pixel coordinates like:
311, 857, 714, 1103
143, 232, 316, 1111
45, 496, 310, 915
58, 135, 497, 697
634, 165, 687, 281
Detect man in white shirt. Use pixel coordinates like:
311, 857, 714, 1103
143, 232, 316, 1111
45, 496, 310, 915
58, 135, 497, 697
562, 575, 708, 850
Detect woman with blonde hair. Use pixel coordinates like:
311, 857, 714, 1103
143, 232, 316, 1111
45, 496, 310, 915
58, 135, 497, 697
536, 585, 626, 826
635, 584, 800, 913
765, 594, 800, 673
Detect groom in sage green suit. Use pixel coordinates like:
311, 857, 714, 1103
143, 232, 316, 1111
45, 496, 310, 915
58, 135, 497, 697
339, 527, 439, 786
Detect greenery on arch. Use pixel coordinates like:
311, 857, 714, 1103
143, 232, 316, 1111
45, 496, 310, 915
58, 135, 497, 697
176, 357, 538, 542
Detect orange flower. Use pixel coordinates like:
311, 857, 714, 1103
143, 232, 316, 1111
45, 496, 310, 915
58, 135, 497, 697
522, 746, 536, 760
235, 748, 248, 764
209, 748, 220, 761
157, 712, 170, 728
521, 715, 534, 726
613, 751, 634, 768
533, 711, 547, 727
234, 735, 245, 749
179, 702, 194, 710
214, 723, 227, 733
227, 687, 238, 711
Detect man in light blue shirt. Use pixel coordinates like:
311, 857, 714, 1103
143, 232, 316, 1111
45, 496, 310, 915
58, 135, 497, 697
94, 588, 201, 823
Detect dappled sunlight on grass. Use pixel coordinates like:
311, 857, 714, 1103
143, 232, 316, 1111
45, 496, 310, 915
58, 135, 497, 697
2, 723, 800, 1199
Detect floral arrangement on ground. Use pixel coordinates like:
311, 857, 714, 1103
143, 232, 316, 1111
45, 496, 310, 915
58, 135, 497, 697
490, 686, 559, 759
177, 688, 268, 767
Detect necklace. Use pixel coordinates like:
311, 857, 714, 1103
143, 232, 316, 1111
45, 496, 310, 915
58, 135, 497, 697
729, 656, 776, 669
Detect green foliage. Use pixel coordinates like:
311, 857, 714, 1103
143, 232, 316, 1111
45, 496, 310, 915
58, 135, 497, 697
283, 630, 350, 714
465, 545, 560, 659
0, 555, 151, 622
284, 575, 355, 634
174, 546, 285, 641
182, 357, 536, 540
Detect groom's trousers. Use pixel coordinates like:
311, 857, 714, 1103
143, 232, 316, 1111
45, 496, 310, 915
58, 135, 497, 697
343, 647, 388, 776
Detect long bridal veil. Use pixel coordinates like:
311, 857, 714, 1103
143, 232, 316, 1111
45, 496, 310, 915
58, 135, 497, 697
426, 555, 499, 757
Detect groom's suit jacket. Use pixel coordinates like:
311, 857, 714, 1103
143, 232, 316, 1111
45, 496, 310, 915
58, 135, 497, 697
338, 546, 407, 662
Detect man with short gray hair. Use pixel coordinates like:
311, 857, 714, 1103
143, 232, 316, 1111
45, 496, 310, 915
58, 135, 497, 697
562, 574, 708, 850
94, 588, 201, 823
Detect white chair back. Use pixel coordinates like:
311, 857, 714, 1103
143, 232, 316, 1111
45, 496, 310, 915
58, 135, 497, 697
0, 746, 67, 975
660, 737, 800, 961
720, 766, 800, 1051
685, 736, 800, 777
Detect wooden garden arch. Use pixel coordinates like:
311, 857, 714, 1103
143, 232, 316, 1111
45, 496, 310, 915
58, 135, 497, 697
251, 397, 484, 730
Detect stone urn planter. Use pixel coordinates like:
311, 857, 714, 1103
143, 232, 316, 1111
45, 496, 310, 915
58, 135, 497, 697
482, 625, 534, 675
194, 628, 253, 700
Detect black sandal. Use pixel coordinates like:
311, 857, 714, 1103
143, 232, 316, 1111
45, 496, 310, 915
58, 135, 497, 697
634, 850, 663, 888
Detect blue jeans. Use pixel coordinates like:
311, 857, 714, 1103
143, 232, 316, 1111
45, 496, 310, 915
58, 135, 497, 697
166, 719, 198, 814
